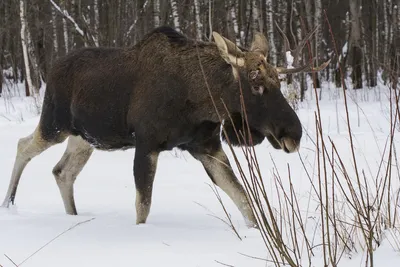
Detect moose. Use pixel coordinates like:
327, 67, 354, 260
1, 26, 329, 227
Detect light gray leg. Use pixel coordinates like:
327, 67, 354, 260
134, 150, 159, 224
52, 135, 94, 215
190, 147, 258, 228
1, 128, 66, 208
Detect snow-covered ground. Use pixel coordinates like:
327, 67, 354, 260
1, 81, 400, 266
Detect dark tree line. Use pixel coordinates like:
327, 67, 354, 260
1, 0, 400, 99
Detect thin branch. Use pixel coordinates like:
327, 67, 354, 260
215, 260, 235, 267
49, 0, 84, 37
18, 217, 95, 266
4, 254, 18, 267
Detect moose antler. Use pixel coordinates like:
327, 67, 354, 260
274, 22, 331, 74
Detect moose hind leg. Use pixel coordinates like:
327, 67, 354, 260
188, 144, 258, 228
1, 127, 66, 208
52, 135, 94, 215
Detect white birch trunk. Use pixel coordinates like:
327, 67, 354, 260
71, 0, 75, 48
389, 2, 394, 48
52, 7, 58, 54
293, 4, 302, 64
20, 0, 35, 96
304, 0, 313, 30
209, 0, 213, 40
252, 0, 260, 32
26, 23, 41, 89
94, 0, 100, 46
398, 0, 400, 33
170, 0, 180, 32
384, 0, 389, 66
266, 0, 276, 64
153, 0, 160, 28
230, 2, 240, 45
314, 0, 322, 64
194, 0, 202, 40
279, 0, 287, 65
376, 0, 379, 68
62, 1, 69, 53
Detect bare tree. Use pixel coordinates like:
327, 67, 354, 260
349, 0, 363, 89
229, 0, 240, 45
194, 0, 202, 40
62, 0, 69, 53
20, 0, 37, 96
1, 0, 398, 99
170, 0, 180, 32
266, 0, 276, 64
93, 0, 100, 46
153, 0, 160, 28
51, 5, 59, 55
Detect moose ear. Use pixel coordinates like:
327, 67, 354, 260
212, 32, 245, 67
250, 32, 269, 57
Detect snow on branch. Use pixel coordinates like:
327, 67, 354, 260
50, 0, 84, 37
125, 0, 150, 43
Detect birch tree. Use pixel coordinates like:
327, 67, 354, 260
278, 0, 288, 66
93, 0, 100, 46
62, 0, 69, 53
20, 0, 37, 96
383, 0, 390, 67
349, 0, 363, 89
50, 0, 92, 47
170, 0, 180, 32
304, 0, 313, 32
251, 0, 260, 33
153, 0, 160, 28
3, 0, 399, 100
314, 0, 322, 88
51, 6, 58, 55
230, 0, 240, 45
194, 0, 202, 40
266, 0, 276, 64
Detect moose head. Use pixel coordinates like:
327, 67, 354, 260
212, 26, 330, 153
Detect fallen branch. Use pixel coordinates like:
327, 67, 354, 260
14, 217, 96, 266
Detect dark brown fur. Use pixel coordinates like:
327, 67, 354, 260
2, 26, 303, 226
41, 27, 301, 151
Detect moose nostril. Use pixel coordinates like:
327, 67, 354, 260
274, 128, 301, 150
281, 137, 300, 153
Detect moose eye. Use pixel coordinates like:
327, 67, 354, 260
249, 70, 260, 80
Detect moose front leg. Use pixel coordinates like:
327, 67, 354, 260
188, 143, 258, 228
134, 148, 159, 224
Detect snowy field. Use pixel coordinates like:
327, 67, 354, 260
1, 81, 400, 267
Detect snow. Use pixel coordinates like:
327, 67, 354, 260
0, 81, 400, 266
285, 51, 294, 69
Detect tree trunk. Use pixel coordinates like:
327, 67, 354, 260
251, 0, 260, 33
194, 0, 202, 40
0, 0, 4, 95
383, 0, 389, 69
20, 0, 35, 96
349, 0, 363, 89
304, 0, 313, 32
94, 0, 100, 46
314, 0, 322, 89
153, 0, 160, 28
266, 0, 276, 64
278, 0, 288, 66
170, 0, 180, 32
62, 0, 69, 53
51, 5, 58, 55
366, 0, 377, 87
390, 1, 400, 90
230, 0, 240, 45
